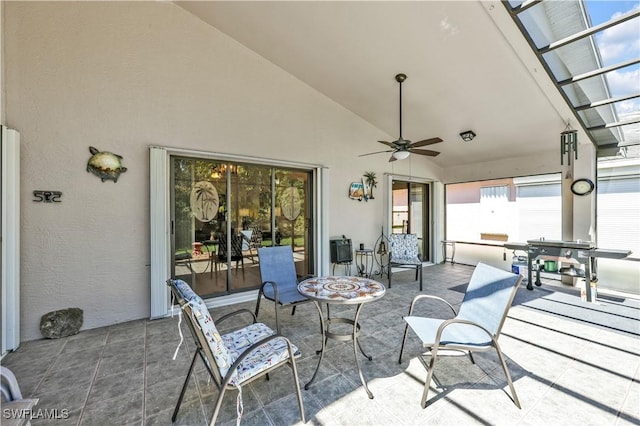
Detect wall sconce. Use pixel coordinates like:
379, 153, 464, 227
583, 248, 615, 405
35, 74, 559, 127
459, 130, 476, 142
561, 128, 578, 166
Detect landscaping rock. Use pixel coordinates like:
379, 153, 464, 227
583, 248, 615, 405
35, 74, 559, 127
40, 308, 83, 339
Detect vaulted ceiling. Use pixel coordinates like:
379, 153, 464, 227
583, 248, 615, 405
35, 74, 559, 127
178, 1, 579, 167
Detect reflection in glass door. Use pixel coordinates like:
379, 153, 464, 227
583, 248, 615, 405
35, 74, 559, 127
274, 169, 311, 278
392, 180, 430, 260
170, 157, 312, 298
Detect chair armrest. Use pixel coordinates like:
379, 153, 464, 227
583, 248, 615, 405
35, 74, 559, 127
407, 294, 457, 317
217, 309, 258, 326
220, 334, 298, 387
434, 318, 495, 347
261, 280, 281, 302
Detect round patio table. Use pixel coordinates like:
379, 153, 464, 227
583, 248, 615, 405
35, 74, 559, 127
297, 275, 386, 399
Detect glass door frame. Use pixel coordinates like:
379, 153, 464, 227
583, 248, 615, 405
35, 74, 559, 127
383, 173, 440, 264
150, 146, 328, 318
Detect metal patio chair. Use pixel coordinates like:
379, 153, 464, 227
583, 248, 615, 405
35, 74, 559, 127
388, 233, 423, 291
167, 279, 305, 425
1, 366, 39, 426
216, 234, 245, 275
240, 225, 262, 263
398, 262, 523, 409
255, 245, 311, 334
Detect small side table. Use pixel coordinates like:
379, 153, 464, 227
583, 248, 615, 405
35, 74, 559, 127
355, 249, 374, 278
442, 240, 456, 264
332, 261, 352, 276
298, 276, 386, 399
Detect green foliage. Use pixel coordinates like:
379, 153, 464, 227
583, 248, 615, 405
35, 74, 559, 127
364, 171, 377, 188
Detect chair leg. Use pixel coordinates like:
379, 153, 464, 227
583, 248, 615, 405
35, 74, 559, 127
173, 350, 199, 421
421, 348, 439, 409
419, 266, 423, 291
291, 305, 297, 317
388, 268, 392, 288
289, 357, 307, 423
494, 340, 521, 409
209, 386, 228, 426
398, 323, 411, 364
254, 289, 263, 318
275, 305, 281, 335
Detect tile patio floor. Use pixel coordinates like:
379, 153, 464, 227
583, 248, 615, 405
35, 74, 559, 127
2, 263, 639, 425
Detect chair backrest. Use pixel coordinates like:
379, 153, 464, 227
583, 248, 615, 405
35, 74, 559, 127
457, 262, 522, 337
258, 246, 298, 288
249, 225, 263, 246
1, 366, 23, 401
218, 235, 244, 260
240, 229, 253, 251
389, 233, 419, 260
167, 279, 234, 381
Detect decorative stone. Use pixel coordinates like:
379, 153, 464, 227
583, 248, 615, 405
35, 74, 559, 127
40, 308, 83, 339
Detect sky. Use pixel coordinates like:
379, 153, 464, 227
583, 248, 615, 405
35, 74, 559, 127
585, 0, 640, 141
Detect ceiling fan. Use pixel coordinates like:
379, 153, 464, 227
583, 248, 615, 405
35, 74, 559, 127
360, 73, 443, 162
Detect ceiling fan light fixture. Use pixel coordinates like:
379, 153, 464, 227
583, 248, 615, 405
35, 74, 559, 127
460, 130, 476, 142
392, 150, 410, 160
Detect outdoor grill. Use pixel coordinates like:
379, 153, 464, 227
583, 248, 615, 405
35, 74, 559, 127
505, 239, 631, 302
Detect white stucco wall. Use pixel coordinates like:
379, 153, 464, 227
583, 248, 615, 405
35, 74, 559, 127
4, 2, 445, 340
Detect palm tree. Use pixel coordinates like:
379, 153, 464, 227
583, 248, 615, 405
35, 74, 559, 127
364, 171, 377, 199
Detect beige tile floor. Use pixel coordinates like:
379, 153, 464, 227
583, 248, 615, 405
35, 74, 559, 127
2, 263, 639, 425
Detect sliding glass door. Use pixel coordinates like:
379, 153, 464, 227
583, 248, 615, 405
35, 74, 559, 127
170, 156, 312, 298
392, 180, 431, 260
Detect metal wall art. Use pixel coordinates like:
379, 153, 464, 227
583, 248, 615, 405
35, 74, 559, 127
350, 172, 378, 202
363, 171, 377, 200
33, 190, 62, 203
87, 146, 128, 182
349, 182, 365, 201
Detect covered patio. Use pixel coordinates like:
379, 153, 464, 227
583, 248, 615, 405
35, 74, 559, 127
3, 263, 638, 425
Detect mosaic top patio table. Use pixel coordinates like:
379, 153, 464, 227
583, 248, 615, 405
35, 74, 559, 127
297, 275, 386, 399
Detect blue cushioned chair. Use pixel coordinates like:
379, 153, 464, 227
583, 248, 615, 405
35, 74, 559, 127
255, 246, 311, 334
167, 279, 305, 425
389, 233, 423, 291
398, 262, 523, 409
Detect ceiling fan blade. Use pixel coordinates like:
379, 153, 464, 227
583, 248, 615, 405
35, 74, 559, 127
388, 155, 398, 162
378, 140, 397, 148
358, 149, 394, 157
409, 137, 443, 148
410, 148, 441, 157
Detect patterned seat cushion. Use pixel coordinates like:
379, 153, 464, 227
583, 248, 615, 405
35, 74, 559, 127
389, 234, 420, 261
172, 280, 298, 386
223, 322, 299, 385
173, 280, 234, 377
391, 256, 422, 265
